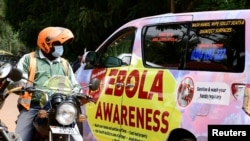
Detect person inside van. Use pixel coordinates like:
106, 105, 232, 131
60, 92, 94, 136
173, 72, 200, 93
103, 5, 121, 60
71, 55, 82, 72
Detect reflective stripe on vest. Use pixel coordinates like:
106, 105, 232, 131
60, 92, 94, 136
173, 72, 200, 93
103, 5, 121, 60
18, 52, 36, 110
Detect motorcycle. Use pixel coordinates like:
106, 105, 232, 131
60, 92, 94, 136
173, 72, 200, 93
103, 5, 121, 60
0, 63, 23, 141
1, 62, 100, 141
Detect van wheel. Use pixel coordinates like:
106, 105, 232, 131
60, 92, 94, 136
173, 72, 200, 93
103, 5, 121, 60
166, 128, 196, 141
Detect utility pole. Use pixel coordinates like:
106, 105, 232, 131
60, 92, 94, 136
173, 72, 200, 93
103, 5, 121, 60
170, 0, 175, 13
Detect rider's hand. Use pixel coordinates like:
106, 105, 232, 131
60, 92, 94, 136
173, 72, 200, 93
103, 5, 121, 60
8, 81, 25, 89
80, 95, 93, 105
7, 81, 25, 95
37, 110, 47, 118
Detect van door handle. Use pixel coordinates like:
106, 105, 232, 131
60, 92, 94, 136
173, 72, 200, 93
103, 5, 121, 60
126, 83, 135, 88
114, 83, 134, 88
115, 82, 124, 87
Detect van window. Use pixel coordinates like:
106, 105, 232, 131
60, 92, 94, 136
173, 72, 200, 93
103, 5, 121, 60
142, 19, 245, 72
96, 28, 135, 67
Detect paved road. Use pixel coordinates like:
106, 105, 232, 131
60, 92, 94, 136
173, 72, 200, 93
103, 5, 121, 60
0, 94, 19, 132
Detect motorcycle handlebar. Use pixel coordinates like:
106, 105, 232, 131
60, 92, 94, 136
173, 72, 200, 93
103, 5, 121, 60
75, 94, 96, 103
1, 63, 99, 104
8, 86, 96, 103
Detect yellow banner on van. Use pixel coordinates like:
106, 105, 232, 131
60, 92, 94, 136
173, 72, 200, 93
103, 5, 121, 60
86, 67, 181, 141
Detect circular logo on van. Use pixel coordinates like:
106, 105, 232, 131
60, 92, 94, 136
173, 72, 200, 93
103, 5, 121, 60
177, 77, 194, 107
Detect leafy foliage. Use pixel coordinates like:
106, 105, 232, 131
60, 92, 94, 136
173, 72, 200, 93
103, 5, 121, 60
2, 0, 250, 61
0, 0, 25, 56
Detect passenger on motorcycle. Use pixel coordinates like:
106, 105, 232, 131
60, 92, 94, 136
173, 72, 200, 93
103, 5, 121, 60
8, 27, 83, 141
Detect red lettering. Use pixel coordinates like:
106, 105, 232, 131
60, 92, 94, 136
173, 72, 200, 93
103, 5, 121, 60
121, 105, 128, 125
145, 108, 153, 130
136, 107, 144, 128
138, 70, 148, 99
95, 102, 103, 120
103, 102, 113, 122
95, 101, 170, 134
126, 70, 139, 98
152, 110, 161, 132
128, 106, 135, 127
114, 70, 127, 96
158, 32, 173, 37
113, 105, 120, 124
148, 70, 163, 101
161, 111, 169, 133
105, 69, 164, 102
105, 69, 118, 95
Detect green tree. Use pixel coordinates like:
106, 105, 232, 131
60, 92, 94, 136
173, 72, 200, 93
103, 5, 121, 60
3, 0, 250, 61
3, 0, 170, 60
0, 0, 25, 55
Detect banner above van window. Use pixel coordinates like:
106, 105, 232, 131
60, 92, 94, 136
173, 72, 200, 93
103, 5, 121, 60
142, 19, 245, 72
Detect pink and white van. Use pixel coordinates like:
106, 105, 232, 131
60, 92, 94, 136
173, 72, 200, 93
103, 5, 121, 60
76, 9, 250, 141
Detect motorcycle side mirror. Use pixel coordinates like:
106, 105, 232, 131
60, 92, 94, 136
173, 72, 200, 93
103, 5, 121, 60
89, 78, 100, 91
0, 63, 22, 82
9, 67, 23, 81
0, 63, 12, 79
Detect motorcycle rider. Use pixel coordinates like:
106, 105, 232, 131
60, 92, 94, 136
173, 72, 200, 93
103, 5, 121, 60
8, 27, 83, 141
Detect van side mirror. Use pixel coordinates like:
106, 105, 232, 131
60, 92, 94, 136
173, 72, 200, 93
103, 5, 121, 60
89, 78, 100, 91
83, 51, 97, 66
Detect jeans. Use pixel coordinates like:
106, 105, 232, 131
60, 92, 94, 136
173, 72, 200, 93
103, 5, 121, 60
15, 108, 83, 141
15, 108, 38, 141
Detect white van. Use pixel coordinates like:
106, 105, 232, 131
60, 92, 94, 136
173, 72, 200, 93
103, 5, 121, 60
76, 9, 250, 141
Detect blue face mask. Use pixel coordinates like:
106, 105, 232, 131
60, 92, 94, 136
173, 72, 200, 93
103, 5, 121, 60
52, 45, 64, 57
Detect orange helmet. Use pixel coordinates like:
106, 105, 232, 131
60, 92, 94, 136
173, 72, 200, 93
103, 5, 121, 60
37, 27, 74, 53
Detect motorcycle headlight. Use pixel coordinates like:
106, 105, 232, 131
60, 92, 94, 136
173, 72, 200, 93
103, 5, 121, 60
56, 102, 77, 125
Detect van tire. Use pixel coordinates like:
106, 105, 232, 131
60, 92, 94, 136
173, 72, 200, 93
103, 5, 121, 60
166, 128, 196, 141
